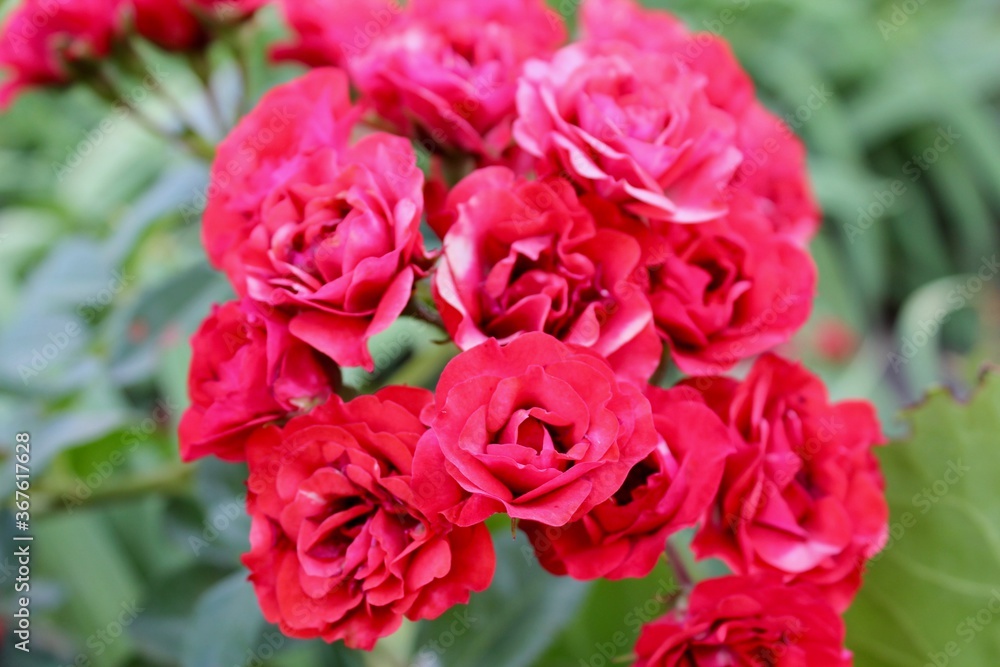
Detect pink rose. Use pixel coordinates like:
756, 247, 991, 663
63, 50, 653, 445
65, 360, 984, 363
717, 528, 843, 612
349, 0, 566, 156
726, 102, 821, 244
179, 299, 340, 462
271, 0, 405, 68
690, 354, 889, 611
0, 0, 126, 106
580, 0, 755, 119
523, 385, 733, 580
204, 69, 428, 370
432, 166, 661, 385
579, 0, 819, 241
513, 39, 742, 223
244, 387, 495, 650
412, 333, 658, 527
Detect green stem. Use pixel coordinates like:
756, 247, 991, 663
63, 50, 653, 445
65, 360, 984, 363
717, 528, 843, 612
404, 296, 446, 331
84, 70, 215, 161
649, 346, 673, 388
188, 51, 228, 135
32, 463, 195, 518
380, 342, 457, 389
226, 27, 254, 116
665, 539, 694, 591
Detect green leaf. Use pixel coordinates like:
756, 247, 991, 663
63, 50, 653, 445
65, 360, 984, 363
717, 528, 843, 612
416, 532, 590, 667
35, 512, 145, 667
538, 560, 679, 666
181, 571, 265, 667
846, 370, 1000, 666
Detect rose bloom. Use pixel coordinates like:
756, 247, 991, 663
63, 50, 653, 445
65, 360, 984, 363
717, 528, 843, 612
579, 0, 754, 119
0, 0, 126, 106
625, 191, 816, 375
726, 102, 821, 244
349, 0, 567, 157
243, 387, 495, 650
579, 0, 819, 242
432, 166, 661, 385
412, 333, 658, 527
203, 68, 359, 277
690, 354, 888, 611
513, 36, 742, 223
271, 0, 403, 68
131, 0, 263, 51
203, 69, 428, 370
634, 575, 853, 666
179, 299, 340, 462
522, 385, 733, 580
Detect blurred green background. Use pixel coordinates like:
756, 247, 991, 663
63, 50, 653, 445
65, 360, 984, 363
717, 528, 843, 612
1, 0, 998, 665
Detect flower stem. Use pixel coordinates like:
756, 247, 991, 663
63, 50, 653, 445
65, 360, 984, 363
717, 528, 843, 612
404, 296, 446, 331
32, 463, 195, 518
189, 51, 229, 136
665, 540, 694, 591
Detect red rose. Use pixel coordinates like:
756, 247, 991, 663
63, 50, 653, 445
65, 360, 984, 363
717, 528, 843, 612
726, 102, 821, 244
203, 68, 359, 277
690, 354, 888, 611
634, 575, 853, 666
523, 385, 733, 580
580, 0, 755, 119
243, 387, 495, 650
204, 69, 428, 370
349, 0, 566, 156
131, 0, 263, 51
179, 299, 339, 462
0, 0, 126, 106
629, 191, 816, 375
272, 0, 404, 68
412, 333, 658, 527
513, 38, 742, 223
579, 0, 819, 242
432, 167, 661, 385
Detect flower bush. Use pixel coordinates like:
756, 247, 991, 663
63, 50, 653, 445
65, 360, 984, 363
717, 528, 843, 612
0, 0, 896, 663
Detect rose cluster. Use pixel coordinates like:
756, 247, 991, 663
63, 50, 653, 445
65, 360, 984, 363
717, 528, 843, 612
6, 0, 886, 660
